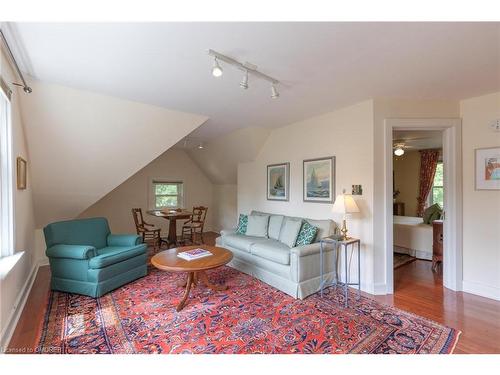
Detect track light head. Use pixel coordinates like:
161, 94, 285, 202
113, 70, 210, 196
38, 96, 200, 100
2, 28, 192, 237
271, 84, 279, 99
240, 70, 249, 89
212, 57, 223, 77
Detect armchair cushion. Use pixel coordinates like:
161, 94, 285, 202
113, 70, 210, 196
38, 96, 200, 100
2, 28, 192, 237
107, 234, 142, 247
46, 244, 96, 260
89, 245, 147, 269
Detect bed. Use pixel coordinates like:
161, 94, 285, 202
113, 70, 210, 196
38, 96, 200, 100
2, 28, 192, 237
393, 215, 433, 260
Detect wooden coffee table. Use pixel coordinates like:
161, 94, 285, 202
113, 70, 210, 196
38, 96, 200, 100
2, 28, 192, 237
151, 245, 233, 311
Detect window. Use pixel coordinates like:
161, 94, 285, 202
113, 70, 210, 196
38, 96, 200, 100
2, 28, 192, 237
431, 162, 444, 208
152, 181, 183, 209
0, 81, 13, 258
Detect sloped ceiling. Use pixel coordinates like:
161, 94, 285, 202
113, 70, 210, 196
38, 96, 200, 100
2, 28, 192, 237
20, 79, 208, 227
185, 127, 271, 184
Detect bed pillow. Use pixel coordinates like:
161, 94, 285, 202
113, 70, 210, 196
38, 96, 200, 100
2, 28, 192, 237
423, 204, 442, 224
246, 214, 270, 237
295, 221, 319, 246
236, 214, 248, 234
278, 218, 303, 248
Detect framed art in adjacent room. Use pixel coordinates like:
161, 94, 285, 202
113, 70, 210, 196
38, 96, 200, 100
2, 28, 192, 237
17, 156, 27, 190
267, 162, 290, 201
475, 147, 500, 190
303, 156, 335, 203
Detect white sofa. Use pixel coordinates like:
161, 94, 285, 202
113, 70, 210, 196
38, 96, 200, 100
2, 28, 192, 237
216, 211, 337, 299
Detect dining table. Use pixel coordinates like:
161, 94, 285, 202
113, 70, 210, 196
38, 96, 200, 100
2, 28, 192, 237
147, 209, 193, 246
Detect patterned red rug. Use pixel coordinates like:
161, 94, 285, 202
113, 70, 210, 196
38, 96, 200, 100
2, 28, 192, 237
36, 266, 460, 354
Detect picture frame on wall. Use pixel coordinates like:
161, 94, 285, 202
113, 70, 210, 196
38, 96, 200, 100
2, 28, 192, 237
267, 162, 290, 201
303, 156, 335, 203
17, 157, 27, 190
475, 147, 500, 190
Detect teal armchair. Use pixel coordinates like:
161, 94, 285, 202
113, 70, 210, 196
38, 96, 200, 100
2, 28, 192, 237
44, 217, 148, 297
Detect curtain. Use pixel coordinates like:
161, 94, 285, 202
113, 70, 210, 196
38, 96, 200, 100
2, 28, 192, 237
416, 149, 440, 217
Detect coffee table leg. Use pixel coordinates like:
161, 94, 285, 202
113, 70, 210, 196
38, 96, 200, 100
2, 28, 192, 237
199, 271, 227, 291
176, 272, 194, 312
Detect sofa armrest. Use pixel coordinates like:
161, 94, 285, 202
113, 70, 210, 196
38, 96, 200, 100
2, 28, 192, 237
220, 228, 237, 237
107, 234, 142, 247
46, 244, 96, 260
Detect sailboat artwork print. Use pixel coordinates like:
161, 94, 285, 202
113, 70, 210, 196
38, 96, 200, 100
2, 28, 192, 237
267, 163, 290, 201
303, 157, 335, 203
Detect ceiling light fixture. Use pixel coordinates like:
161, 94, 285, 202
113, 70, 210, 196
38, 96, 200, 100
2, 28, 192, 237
208, 49, 280, 98
394, 147, 405, 156
212, 57, 223, 77
197, 142, 204, 149
240, 70, 249, 89
271, 84, 280, 99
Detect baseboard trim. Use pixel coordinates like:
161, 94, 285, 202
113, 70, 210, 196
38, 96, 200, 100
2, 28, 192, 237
462, 280, 500, 301
0, 260, 41, 351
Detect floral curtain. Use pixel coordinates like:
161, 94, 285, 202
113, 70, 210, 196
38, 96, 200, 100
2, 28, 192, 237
416, 149, 440, 217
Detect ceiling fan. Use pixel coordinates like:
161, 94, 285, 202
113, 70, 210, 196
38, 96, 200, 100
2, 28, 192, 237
393, 136, 429, 156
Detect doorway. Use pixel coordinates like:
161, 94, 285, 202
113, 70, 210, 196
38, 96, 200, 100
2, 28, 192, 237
383, 119, 462, 294
392, 130, 444, 287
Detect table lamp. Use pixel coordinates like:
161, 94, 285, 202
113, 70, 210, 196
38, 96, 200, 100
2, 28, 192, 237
332, 194, 360, 240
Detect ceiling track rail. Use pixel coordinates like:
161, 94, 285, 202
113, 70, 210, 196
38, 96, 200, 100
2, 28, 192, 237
0, 28, 32, 94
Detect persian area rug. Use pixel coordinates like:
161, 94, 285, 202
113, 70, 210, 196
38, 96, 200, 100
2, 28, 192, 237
36, 266, 460, 354
394, 252, 417, 269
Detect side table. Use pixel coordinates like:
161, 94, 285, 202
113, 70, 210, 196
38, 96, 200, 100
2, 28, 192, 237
319, 236, 361, 307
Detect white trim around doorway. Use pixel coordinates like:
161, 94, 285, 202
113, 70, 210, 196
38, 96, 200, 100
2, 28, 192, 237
384, 118, 463, 293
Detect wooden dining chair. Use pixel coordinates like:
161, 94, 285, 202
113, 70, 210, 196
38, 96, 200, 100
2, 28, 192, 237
131, 208, 167, 252
181, 206, 208, 245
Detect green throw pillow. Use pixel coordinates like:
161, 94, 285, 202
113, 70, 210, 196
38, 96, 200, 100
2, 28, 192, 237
295, 221, 319, 246
236, 214, 248, 234
423, 204, 442, 224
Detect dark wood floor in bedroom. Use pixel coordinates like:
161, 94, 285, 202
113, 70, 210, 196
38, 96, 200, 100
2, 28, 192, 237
7, 231, 500, 354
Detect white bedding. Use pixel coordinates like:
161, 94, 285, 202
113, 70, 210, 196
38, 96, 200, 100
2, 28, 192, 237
393, 215, 433, 260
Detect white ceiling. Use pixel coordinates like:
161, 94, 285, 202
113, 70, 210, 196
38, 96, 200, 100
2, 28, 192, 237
9, 22, 500, 139
393, 130, 443, 150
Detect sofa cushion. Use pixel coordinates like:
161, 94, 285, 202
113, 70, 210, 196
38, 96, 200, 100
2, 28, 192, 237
246, 214, 269, 237
89, 245, 147, 269
268, 215, 284, 240
295, 221, 319, 246
279, 217, 303, 247
223, 233, 267, 252
236, 214, 248, 234
250, 240, 291, 265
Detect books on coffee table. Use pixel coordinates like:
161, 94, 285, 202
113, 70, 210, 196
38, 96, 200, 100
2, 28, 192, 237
177, 248, 213, 261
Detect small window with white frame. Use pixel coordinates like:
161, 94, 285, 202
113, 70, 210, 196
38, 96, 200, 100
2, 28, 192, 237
0, 78, 14, 258
151, 180, 184, 210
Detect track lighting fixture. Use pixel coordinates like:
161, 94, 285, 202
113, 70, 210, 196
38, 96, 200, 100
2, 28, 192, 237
212, 57, 223, 77
270, 84, 279, 99
208, 49, 280, 99
240, 70, 249, 89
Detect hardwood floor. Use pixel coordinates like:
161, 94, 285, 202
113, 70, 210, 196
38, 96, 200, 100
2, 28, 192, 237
6, 232, 500, 353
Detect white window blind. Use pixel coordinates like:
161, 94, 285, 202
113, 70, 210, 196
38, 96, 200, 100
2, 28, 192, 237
152, 180, 184, 209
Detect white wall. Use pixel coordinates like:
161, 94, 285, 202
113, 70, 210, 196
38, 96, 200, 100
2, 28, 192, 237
460, 92, 500, 300
80, 148, 214, 237
238, 100, 375, 291
212, 184, 238, 232
0, 49, 37, 347
19, 80, 208, 228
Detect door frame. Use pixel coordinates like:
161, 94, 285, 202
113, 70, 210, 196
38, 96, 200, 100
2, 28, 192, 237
384, 118, 463, 293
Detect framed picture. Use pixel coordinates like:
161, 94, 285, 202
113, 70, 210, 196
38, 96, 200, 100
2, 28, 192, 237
17, 157, 27, 190
303, 156, 335, 203
267, 162, 290, 201
475, 147, 500, 190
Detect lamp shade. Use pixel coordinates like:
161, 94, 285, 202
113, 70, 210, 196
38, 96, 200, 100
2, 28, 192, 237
331, 194, 360, 214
